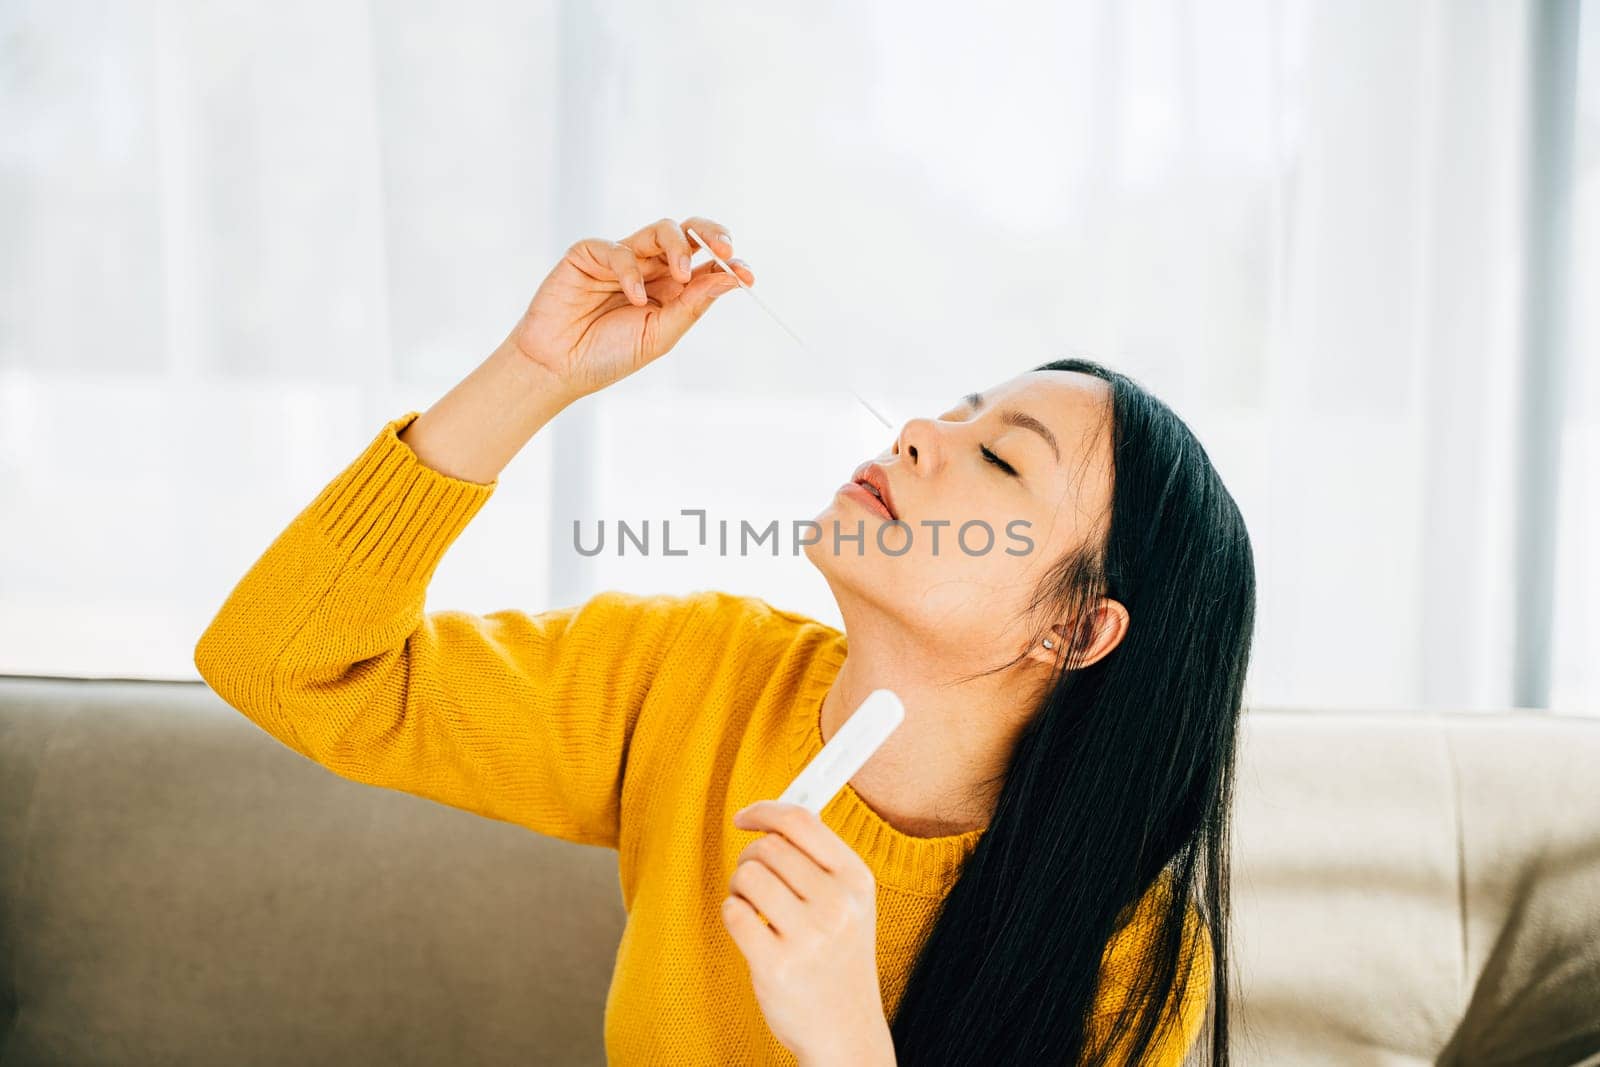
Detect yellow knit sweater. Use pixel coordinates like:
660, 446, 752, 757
194, 409, 1211, 1065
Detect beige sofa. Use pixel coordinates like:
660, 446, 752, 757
2, 674, 1597, 1065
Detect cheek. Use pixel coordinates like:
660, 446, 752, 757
898, 552, 1041, 646
909, 510, 1059, 613
933, 534, 1033, 590
897, 523, 1039, 600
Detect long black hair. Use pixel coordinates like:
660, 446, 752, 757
886, 356, 1255, 1064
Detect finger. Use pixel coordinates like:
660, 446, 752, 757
680, 216, 735, 262
735, 834, 830, 903
730, 855, 807, 936
722, 896, 779, 975
621, 217, 696, 284
732, 802, 857, 878
640, 254, 752, 305
567, 237, 642, 298
601, 241, 651, 306
652, 268, 742, 345
722, 894, 780, 966
690, 256, 755, 287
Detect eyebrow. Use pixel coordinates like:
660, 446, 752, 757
962, 391, 1060, 463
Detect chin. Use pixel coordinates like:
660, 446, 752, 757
800, 516, 836, 577
805, 495, 915, 588
805, 538, 903, 612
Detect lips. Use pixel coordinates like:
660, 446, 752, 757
850, 462, 899, 520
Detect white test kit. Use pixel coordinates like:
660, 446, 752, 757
685, 226, 898, 431
776, 688, 905, 815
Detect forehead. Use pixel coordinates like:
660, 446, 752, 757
985, 369, 1110, 414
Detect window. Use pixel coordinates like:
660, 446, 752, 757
1, 0, 1592, 714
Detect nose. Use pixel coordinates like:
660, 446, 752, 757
893, 416, 942, 470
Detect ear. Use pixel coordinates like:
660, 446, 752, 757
1025, 598, 1130, 670
1024, 621, 1070, 670
1077, 598, 1130, 668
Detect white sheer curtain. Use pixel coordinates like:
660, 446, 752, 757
1, 0, 1593, 715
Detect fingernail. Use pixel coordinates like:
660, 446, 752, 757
729, 258, 748, 270
630, 280, 645, 300
678, 255, 691, 276
716, 231, 731, 247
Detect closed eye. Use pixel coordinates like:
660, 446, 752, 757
980, 444, 1018, 477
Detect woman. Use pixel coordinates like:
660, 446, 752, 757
195, 214, 1253, 1066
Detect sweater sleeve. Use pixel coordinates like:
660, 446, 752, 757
193, 409, 702, 849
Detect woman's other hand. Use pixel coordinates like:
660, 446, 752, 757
507, 215, 755, 402
725, 801, 898, 1065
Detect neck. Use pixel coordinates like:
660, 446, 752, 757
820, 602, 1045, 839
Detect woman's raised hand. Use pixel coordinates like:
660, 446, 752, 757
506, 215, 755, 402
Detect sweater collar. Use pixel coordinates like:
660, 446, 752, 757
787, 631, 986, 895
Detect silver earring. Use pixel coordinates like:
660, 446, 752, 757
1042, 638, 1054, 649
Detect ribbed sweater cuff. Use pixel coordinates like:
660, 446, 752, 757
305, 410, 497, 586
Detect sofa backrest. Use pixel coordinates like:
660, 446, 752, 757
1229, 708, 1600, 1064
1, 676, 1596, 1065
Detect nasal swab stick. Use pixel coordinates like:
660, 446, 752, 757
685, 226, 897, 430
776, 688, 905, 815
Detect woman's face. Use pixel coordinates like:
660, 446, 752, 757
807, 369, 1116, 661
